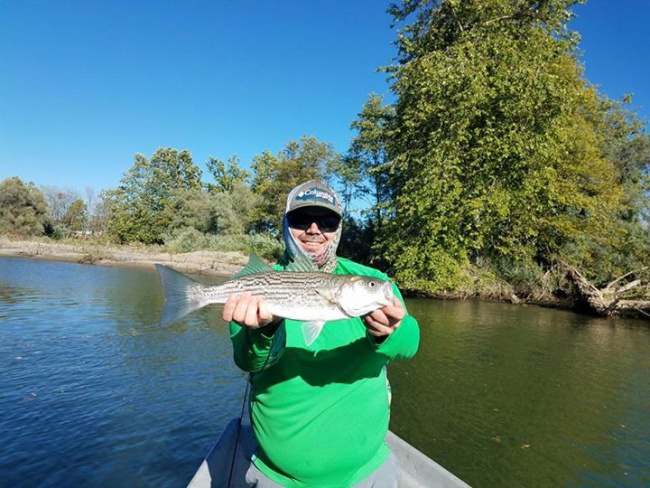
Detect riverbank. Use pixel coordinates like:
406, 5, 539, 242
0, 237, 247, 276
2, 236, 647, 321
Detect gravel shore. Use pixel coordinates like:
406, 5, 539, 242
0, 237, 247, 276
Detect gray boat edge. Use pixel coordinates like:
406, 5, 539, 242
187, 417, 471, 488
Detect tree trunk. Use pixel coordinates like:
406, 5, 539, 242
560, 262, 650, 319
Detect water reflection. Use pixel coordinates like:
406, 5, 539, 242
390, 299, 650, 487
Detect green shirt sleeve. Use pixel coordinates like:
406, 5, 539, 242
368, 281, 420, 360
229, 322, 287, 373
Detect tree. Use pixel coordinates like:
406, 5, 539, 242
162, 188, 214, 235
599, 96, 650, 224
210, 182, 261, 235
560, 95, 650, 283
380, 0, 629, 292
0, 177, 49, 236
205, 155, 250, 192
107, 148, 203, 244
63, 198, 88, 233
41, 186, 79, 224
347, 93, 395, 230
250, 136, 340, 233
89, 190, 113, 237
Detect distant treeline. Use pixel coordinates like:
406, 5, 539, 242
2, 1, 649, 304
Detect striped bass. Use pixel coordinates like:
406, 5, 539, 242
155, 256, 394, 345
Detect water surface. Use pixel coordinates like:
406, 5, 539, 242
1, 257, 648, 487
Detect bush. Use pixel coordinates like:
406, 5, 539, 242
163, 227, 208, 253
162, 228, 283, 261
490, 257, 544, 297
204, 233, 283, 261
44, 222, 70, 240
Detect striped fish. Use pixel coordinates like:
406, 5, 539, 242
155, 255, 394, 345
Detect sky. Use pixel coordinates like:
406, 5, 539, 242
1, 0, 649, 197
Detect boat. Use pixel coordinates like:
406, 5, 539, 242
187, 395, 471, 488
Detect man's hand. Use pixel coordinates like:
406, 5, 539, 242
222, 292, 276, 329
362, 297, 405, 340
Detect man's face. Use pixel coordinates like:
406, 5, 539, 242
287, 209, 341, 260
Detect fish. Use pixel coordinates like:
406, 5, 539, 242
155, 255, 394, 345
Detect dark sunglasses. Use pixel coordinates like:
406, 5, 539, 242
287, 213, 341, 232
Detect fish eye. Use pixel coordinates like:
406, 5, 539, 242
368, 281, 376, 287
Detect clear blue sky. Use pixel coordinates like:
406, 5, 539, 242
1, 0, 648, 197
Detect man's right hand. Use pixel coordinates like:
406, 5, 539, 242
222, 292, 277, 329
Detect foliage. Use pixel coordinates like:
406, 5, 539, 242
347, 94, 395, 230
163, 227, 209, 253
210, 183, 261, 235
205, 155, 250, 192
89, 190, 114, 237
163, 188, 215, 234
62, 198, 88, 233
163, 230, 283, 261
378, 0, 636, 291
0, 177, 49, 236
14, 1, 647, 304
40, 186, 80, 223
489, 256, 544, 296
337, 216, 374, 264
107, 148, 203, 244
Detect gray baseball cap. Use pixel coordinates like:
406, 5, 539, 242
285, 180, 343, 217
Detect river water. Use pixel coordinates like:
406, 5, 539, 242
0, 257, 648, 487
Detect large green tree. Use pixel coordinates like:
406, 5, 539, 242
107, 148, 203, 244
380, 0, 629, 292
205, 155, 250, 193
210, 183, 261, 235
348, 93, 395, 230
563, 96, 650, 282
0, 177, 49, 236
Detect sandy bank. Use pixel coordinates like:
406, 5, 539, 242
0, 237, 247, 276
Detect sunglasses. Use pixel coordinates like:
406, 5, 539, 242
287, 213, 341, 232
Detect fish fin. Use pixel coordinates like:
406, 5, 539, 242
156, 264, 205, 327
302, 321, 325, 346
284, 251, 318, 273
232, 254, 274, 279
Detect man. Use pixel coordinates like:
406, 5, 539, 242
224, 180, 420, 487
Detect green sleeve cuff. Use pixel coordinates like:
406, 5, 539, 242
370, 315, 420, 360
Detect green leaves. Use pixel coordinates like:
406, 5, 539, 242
347, 94, 395, 230
107, 148, 203, 244
0, 177, 49, 236
378, 0, 647, 292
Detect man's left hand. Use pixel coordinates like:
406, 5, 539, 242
362, 297, 405, 340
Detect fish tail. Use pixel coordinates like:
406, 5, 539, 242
156, 264, 205, 326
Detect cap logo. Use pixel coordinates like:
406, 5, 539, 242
295, 187, 337, 206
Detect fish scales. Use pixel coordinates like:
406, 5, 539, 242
155, 263, 395, 343
196, 272, 340, 303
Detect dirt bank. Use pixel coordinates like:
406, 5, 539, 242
0, 237, 247, 276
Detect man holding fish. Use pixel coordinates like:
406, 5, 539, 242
225, 180, 420, 487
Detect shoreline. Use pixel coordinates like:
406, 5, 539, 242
2, 237, 647, 321
0, 237, 247, 277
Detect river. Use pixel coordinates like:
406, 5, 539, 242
0, 257, 648, 487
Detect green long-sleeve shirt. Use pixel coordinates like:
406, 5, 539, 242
230, 257, 420, 487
